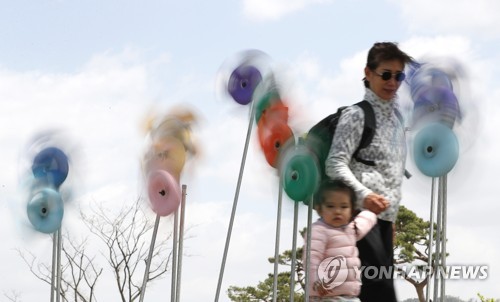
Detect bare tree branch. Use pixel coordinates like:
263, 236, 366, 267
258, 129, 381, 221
3, 290, 23, 302
17, 197, 178, 302
80, 197, 174, 301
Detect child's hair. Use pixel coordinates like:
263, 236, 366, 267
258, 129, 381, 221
315, 179, 357, 210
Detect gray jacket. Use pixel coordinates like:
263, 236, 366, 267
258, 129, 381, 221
325, 88, 407, 222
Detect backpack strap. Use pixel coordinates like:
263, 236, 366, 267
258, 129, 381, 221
352, 100, 376, 166
355, 101, 412, 179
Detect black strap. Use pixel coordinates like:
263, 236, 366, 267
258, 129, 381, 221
345, 100, 412, 179
352, 100, 376, 166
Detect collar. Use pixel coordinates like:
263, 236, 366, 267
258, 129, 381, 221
364, 88, 398, 111
364, 88, 399, 117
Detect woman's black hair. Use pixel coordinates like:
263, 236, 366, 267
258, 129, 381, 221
363, 42, 415, 88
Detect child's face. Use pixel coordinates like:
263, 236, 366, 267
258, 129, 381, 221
317, 190, 352, 227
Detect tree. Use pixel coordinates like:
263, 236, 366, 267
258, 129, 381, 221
227, 229, 308, 301
402, 296, 468, 302
3, 290, 23, 302
81, 199, 173, 301
227, 248, 305, 301
393, 205, 444, 302
268, 247, 306, 294
18, 234, 102, 302
477, 293, 499, 302
18, 198, 174, 301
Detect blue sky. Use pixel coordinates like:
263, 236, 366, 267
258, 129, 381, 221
0, 0, 409, 71
1, 0, 500, 301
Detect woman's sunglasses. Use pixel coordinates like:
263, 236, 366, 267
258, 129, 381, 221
374, 70, 406, 82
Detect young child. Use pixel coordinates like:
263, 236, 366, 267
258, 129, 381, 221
303, 179, 385, 301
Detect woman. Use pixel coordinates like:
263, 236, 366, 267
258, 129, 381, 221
325, 42, 414, 302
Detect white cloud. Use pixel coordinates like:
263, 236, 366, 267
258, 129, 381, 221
281, 49, 368, 133
391, 0, 500, 38
243, 0, 332, 21
400, 36, 475, 60
0, 48, 176, 197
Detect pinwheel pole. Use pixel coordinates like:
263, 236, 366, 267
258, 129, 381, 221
273, 171, 313, 302
138, 183, 186, 302
50, 228, 63, 302
411, 119, 458, 302
139, 107, 196, 301
271, 179, 284, 302
170, 206, 179, 301
50, 232, 57, 302
433, 178, 444, 302
138, 171, 182, 302
288, 200, 299, 302
411, 121, 457, 302
426, 175, 448, 302
139, 214, 161, 302
425, 178, 437, 302
304, 197, 314, 302
280, 141, 320, 302
174, 184, 187, 302
214, 101, 256, 301
278, 137, 320, 302
439, 175, 448, 300
25, 146, 69, 302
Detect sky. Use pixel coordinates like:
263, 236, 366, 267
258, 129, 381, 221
1, 0, 500, 301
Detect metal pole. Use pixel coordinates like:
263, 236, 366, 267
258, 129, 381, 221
272, 179, 284, 302
440, 175, 448, 301
304, 198, 313, 302
50, 232, 57, 302
289, 201, 299, 302
214, 103, 256, 301
171, 207, 179, 302
139, 214, 161, 302
426, 178, 436, 302
56, 229, 62, 302
433, 177, 443, 302
175, 185, 187, 302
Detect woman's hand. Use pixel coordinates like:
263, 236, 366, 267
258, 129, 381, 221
363, 193, 389, 214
